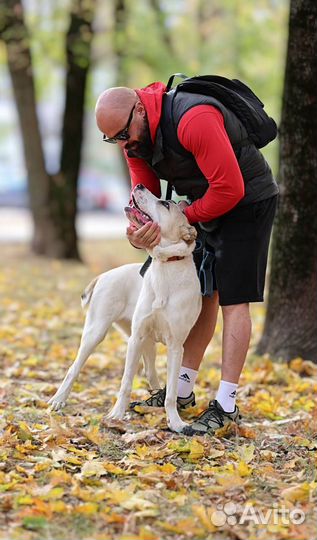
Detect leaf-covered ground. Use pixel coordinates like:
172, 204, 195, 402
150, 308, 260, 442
0, 242, 316, 540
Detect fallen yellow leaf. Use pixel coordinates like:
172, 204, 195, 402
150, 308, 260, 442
74, 502, 99, 514
281, 482, 312, 502
237, 443, 256, 463
236, 460, 253, 477
103, 463, 130, 475
192, 504, 217, 532
80, 460, 106, 477
167, 439, 204, 460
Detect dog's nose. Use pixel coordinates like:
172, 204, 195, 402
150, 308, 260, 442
135, 184, 145, 191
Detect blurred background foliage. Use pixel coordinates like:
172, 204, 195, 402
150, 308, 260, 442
0, 0, 288, 212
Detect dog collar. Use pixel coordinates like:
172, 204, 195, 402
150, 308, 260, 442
165, 256, 185, 262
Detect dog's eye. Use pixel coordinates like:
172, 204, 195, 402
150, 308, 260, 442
160, 201, 170, 210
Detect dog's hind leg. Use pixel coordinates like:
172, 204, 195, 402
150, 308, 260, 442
142, 339, 160, 389
165, 343, 189, 433
48, 314, 113, 411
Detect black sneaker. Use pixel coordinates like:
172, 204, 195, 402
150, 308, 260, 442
129, 387, 196, 411
182, 399, 241, 436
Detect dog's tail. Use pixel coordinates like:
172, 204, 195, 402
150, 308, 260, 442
81, 277, 99, 308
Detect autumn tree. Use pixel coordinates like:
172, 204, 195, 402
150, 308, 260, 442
257, 0, 317, 362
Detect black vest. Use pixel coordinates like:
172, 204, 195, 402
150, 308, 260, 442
135, 90, 279, 206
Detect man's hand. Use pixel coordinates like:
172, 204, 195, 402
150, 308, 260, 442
126, 222, 161, 249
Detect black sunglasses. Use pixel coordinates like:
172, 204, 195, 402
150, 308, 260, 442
103, 104, 136, 144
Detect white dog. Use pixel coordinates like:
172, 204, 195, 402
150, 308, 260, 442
49, 185, 201, 432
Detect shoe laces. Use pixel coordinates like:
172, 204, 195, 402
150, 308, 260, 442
194, 400, 226, 429
146, 387, 166, 407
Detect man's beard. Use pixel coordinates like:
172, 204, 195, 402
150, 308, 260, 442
126, 119, 153, 160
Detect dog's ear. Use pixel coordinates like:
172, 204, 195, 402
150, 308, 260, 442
179, 225, 197, 244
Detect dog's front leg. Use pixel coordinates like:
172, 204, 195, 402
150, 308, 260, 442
165, 343, 189, 432
106, 333, 143, 420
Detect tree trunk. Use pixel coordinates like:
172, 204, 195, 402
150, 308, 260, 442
257, 0, 317, 362
0, 0, 61, 255
52, 0, 96, 259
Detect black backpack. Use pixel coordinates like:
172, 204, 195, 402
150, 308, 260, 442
166, 73, 277, 149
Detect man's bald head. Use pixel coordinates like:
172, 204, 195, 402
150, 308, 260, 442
95, 87, 138, 137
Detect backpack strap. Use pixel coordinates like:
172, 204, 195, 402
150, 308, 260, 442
165, 182, 173, 200
166, 73, 188, 92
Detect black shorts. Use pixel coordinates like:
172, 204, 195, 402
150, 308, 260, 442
193, 195, 278, 306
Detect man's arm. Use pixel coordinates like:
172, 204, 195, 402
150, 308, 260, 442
177, 105, 245, 224
125, 153, 162, 197
124, 152, 161, 248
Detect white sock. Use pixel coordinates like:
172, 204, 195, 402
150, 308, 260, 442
177, 366, 198, 398
216, 380, 238, 413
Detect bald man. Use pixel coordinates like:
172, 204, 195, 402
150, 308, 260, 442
95, 81, 278, 436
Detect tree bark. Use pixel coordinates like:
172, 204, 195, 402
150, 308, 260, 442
52, 0, 96, 259
257, 0, 317, 362
0, 0, 60, 255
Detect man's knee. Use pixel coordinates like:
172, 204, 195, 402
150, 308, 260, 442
222, 303, 250, 319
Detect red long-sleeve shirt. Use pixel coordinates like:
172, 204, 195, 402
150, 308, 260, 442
126, 104, 245, 224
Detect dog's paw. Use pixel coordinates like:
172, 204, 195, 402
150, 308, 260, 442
168, 420, 189, 433
180, 225, 197, 244
106, 405, 126, 420
48, 393, 68, 411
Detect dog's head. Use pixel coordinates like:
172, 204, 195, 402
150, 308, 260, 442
125, 184, 197, 248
